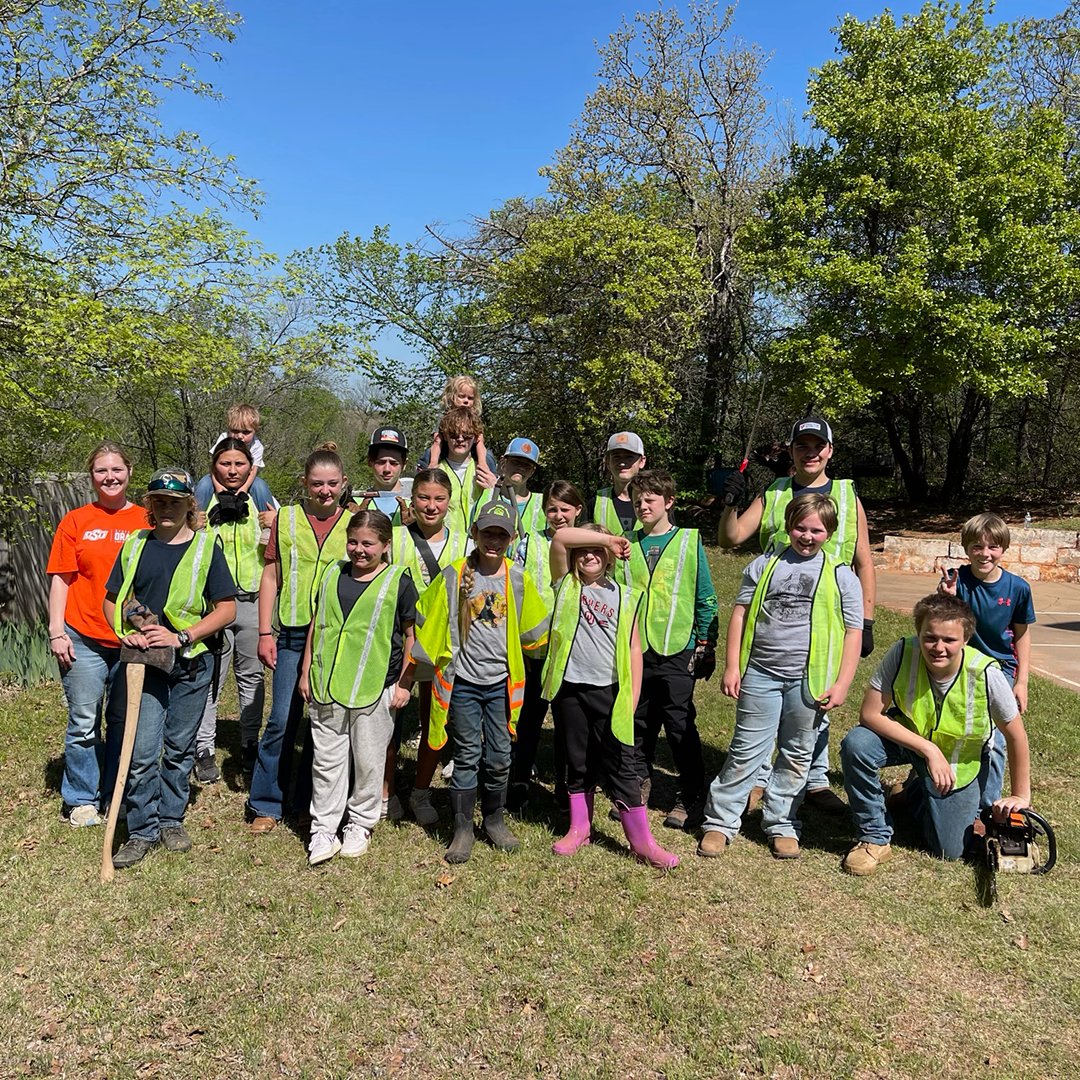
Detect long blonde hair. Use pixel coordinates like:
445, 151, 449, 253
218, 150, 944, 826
440, 374, 482, 415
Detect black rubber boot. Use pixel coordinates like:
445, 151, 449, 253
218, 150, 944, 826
481, 787, 520, 852
445, 788, 477, 865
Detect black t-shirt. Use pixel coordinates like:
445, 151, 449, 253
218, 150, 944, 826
335, 565, 419, 687
613, 494, 636, 532
105, 533, 237, 634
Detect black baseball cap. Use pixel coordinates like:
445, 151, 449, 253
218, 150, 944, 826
474, 500, 517, 536
790, 417, 834, 445
369, 427, 408, 454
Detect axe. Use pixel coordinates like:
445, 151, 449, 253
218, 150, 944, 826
100, 602, 176, 883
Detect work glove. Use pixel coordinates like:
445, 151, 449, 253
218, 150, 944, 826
861, 619, 875, 658
691, 643, 716, 681
721, 470, 747, 507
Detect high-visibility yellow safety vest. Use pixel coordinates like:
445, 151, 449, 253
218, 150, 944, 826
206, 493, 263, 593
891, 638, 996, 790
739, 549, 846, 701
593, 487, 639, 536
618, 528, 698, 656
276, 505, 351, 628
473, 486, 545, 535
438, 457, 478, 536
411, 557, 549, 749
516, 530, 554, 658
760, 478, 859, 564
112, 529, 217, 659
390, 524, 468, 588
541, 575, 642, 745
308, 562, 405, 709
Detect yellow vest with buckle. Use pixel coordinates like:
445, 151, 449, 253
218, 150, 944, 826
276, 506, 351, 629
760, 478, 859, 564
618, 528, 698, 656
309, 563, 405, 709
593, 487, 639, 536
541, 575, 641, 745
411, 557, 549, 749
206, 493, 263, 593
391, 524, 469, 588
112, 529, 217, 659
739, 549, 846, 701
891, 638, 996, 790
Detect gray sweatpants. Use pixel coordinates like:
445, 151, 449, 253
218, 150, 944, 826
308, 688, 396, 835
196, 595, 265, 754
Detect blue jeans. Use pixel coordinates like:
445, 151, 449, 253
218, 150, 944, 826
754, 713, 831, 792
249, 627, 311, 819
841, 725, 984, 860
448, 678, 510, 794
59, 626, 121, 808
703, 665, 820, 840
108, 656, 213, 840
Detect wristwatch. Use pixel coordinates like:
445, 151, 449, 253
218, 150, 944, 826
176, 629, 192, 648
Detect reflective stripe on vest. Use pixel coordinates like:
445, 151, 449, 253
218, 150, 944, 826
112, 529, 215, 658
390, 524, 468, 588
739, 550, 844, 701
438, 458, 477, 536
623, 529, 696, 655
541, 575, 640, 744
593, 488, 638, 536
760, 479, 859, 564
206, 494, 263, 592
309, 563, 403, 709
892, 638, 995, 789
276, 506, 350, 628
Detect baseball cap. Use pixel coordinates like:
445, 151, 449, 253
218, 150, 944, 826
369, 427, 408, 454
146, 468, 194, 498
503, 437, 539, 464
790, 417, 834, 445
605, 431, 645, 456
474, 499, 517, 536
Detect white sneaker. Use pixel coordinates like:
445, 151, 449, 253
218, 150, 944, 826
409, 787, 439, 826
340, 824, 371, 858
68, 804, 103, 828
308, 831, 341, 866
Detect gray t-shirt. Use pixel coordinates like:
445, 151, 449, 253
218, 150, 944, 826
870, 640, 1018, 735
563, 579, 621, 687
736, 550, 863, 679
454, 569, 511, 685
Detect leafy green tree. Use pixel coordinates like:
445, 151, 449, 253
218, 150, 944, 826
753, 0, 1080, 502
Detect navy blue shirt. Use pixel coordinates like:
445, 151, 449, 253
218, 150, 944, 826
954, 566, 1036, 680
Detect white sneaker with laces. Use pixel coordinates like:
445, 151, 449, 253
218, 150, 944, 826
68, 804, 103, 828
340, 824, 371, 858
308, 831, 341, 866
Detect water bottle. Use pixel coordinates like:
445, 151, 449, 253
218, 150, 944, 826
1024, 511, 1032, 528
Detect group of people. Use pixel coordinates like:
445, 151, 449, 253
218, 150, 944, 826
46, 381, 1035, 876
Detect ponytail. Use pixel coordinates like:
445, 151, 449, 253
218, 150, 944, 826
458, 550, 479, 645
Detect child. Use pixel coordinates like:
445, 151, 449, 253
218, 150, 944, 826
593, 431, 645, 535
298, 510, 418, 865
359, 426, 412, 527
545, 525, 679, 868
840, 593, 1031, 876
424, 406, 497, 535
388, 468, 470, 826
210, 403, 265, 495
102, 469, 237, 869
718, 415, 877, 814
473, 437, 545, 535
192, 438, 276, 784
417, 375, 493, 471
508, 480, 584, 812
616, 469, 718, 831
248, 443, 352, 834
940, 513, 1035, 806
697, 493, 864, 859
411, 500, 549, 864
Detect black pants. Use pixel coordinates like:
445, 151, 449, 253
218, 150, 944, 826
553, 682, 643, 806
511, 658, 551, 785
634, 648, 704, 799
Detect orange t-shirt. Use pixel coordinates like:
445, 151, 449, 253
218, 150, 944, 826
46, 502, 150, 646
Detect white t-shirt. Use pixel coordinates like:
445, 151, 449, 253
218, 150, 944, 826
212, 432, 265, 467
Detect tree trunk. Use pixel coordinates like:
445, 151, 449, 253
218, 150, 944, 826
940, 387, 986, 505
877, 395, 929, 503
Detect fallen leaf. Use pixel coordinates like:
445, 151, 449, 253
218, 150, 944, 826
764, 1027, 782, 1038
39, 1020, 59, 1040
14, 837, 38, 853
800, 942, 817, 955
13, 967, 28, 978
802, 962, 825, 985
638, 949, 657, 966
199, 818, 215, 830
1013, 934, 1029, 951
521, 1002, 535, 1017
364, 979, 377, 995
187, 1027, 204, 1040
208, 845, 221, 853
435, 870, 455, 888
1000, 908, 1013, 924
252, 855, 264, 866
187, 897, 202, 905
805, 1010, 819, 1024
985, 1055, 1001, 1067
331, 916, 347, 932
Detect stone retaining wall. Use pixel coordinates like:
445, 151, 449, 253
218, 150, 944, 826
877, 529, 1080, 582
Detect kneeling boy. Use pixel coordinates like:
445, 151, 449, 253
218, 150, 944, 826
840, 594, 1030, 876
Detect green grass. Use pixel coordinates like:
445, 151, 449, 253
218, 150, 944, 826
2, 549, 1078, 1079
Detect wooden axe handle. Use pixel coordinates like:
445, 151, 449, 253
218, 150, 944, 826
100, 663, 146, 883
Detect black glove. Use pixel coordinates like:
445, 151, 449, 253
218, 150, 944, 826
208, 490, 250, 525
861, 619, 875, 658
721, 469, 747, 507
691, 643, 716, 681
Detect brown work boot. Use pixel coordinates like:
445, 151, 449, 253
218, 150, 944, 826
696, 830, 728, 858
745, 785, 766, 813
805, 787, 848, 815
842, 841, 892, 877
770, 836, 800, 860
249, 816, 278, 835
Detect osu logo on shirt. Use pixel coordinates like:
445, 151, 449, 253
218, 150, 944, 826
82, 528, 132, 542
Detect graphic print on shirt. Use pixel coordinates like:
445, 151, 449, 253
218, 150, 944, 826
470, 589, 507, 626
766, 567, 818, 623
581, 591, 616, 630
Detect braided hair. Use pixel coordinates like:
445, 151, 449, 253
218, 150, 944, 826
458, 549, 481, 645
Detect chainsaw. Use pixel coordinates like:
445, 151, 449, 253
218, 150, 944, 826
975, 807, 1056, 906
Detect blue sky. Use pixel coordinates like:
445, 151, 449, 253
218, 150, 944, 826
169, 0, 1063, 261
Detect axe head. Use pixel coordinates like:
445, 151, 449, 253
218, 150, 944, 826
119, 601, 176, 672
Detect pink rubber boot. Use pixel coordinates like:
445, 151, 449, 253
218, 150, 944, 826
618, 802, 679, 869
552, 791, 594, 856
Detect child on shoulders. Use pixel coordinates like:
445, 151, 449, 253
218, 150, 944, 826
210, 404, 266, 495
